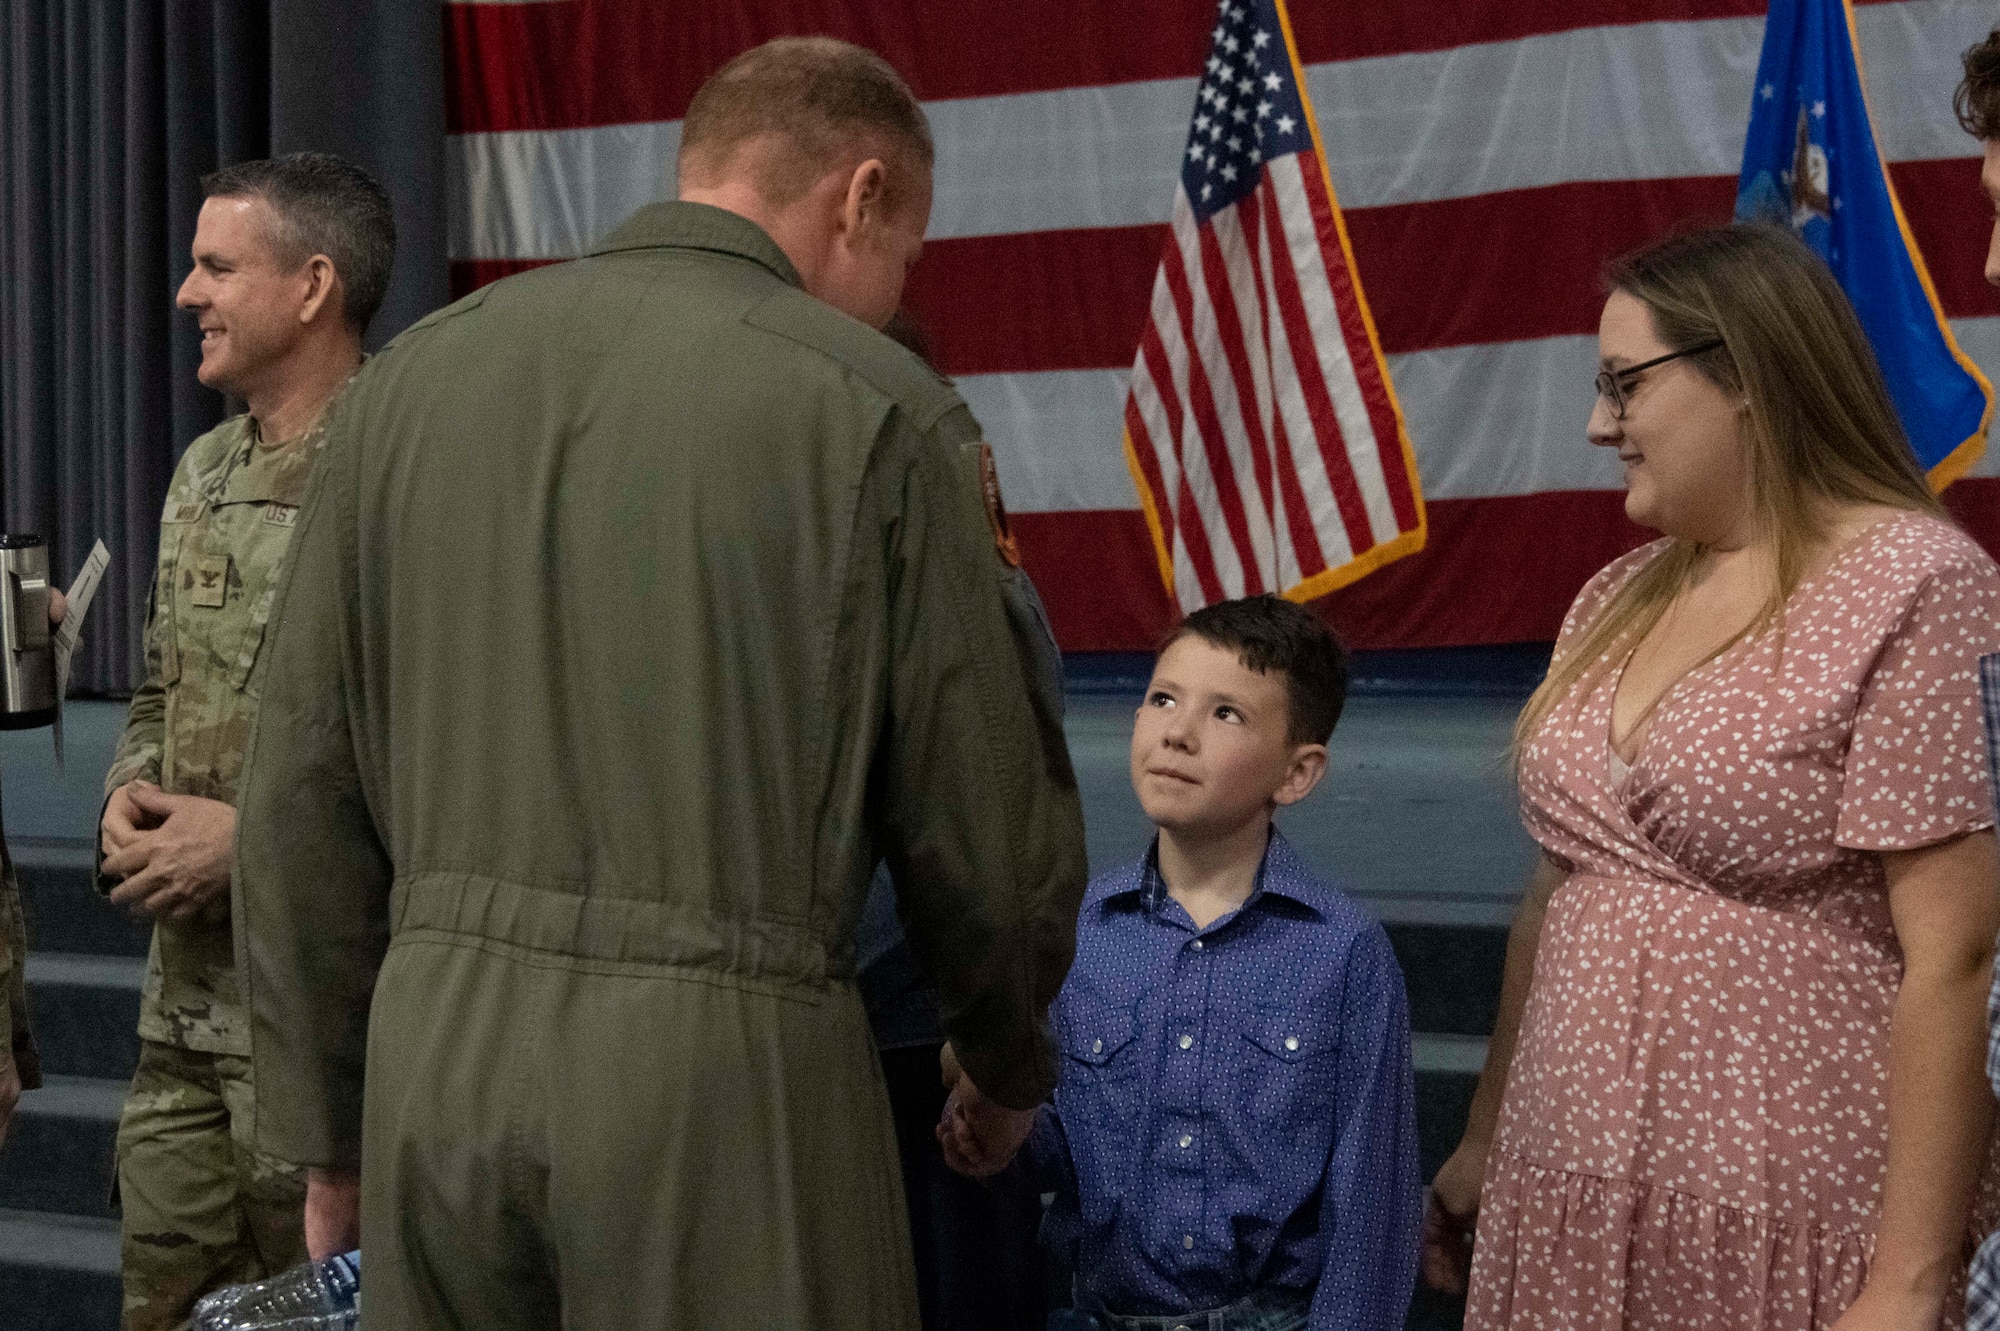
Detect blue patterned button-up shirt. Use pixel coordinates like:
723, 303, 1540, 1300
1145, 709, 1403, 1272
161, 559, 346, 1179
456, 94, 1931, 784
1970, 655, 2000, 1331
1022, 828, 1420, 1327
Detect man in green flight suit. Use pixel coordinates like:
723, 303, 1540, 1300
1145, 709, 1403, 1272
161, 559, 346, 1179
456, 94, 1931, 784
233, 36, 1088, 1330
97, 152, 395, 1331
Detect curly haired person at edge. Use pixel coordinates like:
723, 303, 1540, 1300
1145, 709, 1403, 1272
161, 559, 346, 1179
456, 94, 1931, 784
1421, 222, 2000, 1329
1950, 26, 2000, 1331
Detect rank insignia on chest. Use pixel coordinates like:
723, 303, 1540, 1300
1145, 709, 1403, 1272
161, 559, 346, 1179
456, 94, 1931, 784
190, 554, 231, 608
262, 504, 299, 528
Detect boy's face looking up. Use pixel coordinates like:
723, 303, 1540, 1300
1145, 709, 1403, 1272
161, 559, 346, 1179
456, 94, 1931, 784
1130, 633, 1329, 842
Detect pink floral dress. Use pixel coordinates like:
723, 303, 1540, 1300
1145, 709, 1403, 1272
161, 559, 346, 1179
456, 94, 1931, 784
1470, 514, 2000, 1330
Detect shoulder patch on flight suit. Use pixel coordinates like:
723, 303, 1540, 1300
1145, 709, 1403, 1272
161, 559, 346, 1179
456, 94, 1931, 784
977, 442, 1022, 569
163, 499, 207, 525
262, 505, 299, 528
190, 555, 230, 608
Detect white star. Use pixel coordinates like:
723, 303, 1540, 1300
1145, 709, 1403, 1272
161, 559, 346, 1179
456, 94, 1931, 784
1207, 55, 1222, 74
1220, 164, 1238, 182
1237, 77, 1255, 96
1230, 106, 1248, 123
1264, 72, 1283, 91
1275, 114, 1296, 134
1257, 100, 1273, 118
1253, 30, 1272, 48
1228, 4, 1244, 18
1227, 136, 1242, 152
1210, 122, 1225, 141
1194, 113, 1212, 133
1206, 151, 1217, 168
1213, 24, 1225, 41
1832, 195, 1843, 210
1222, 33, 1240, 53
1202, 182, 1214, 200
1760, 82, 1775, 100
1187, 143, 1204, 162
1811, 100, 1826, 117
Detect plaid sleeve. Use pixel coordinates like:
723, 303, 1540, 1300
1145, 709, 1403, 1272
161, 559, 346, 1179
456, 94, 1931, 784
1970, 1228, 2000, 1331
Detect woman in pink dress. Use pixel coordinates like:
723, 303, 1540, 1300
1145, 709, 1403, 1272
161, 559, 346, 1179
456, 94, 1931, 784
1423, 224, 2000, 1330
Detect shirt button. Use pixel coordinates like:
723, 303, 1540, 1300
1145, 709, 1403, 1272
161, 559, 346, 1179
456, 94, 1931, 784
1191, 938, 1204, 951
1182, 1234, 1195, 1250
1285, 1036, 1300, 1052
1178, 1034, 1193, 1050
1092, 1039, 1103, 1054
1178, 1133, 1193, 1148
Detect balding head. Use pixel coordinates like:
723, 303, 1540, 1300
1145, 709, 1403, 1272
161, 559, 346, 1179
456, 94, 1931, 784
678, 38, 934, 329
679, 37, 932, 211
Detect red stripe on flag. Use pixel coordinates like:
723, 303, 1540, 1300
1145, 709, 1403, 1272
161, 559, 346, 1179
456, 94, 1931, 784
1259, 169, 1377, 556
901, 225, 1163, 377
444, 0, 1784, 135
892, 161, 1983, 379
1160, 236, 1266, 595
1025, 477, 2000, 654
1013, 510, 1178, 652
1897, 157, 2000, 323
1015, 492, 1656, 652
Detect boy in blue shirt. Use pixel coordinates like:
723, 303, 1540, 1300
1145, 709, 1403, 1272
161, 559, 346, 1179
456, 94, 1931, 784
941, 595, 1420, 1330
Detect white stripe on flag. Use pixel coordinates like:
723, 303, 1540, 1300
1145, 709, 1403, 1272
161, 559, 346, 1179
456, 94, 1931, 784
965, 314, 2000, 511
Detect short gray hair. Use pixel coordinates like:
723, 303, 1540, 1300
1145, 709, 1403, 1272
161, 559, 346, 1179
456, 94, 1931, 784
201, 152, 396, 334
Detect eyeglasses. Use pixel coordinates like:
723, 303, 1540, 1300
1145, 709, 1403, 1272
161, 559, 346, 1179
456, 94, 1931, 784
1594, 339, 1726, 420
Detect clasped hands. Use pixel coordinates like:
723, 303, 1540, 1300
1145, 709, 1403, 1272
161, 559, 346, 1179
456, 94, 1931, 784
99, 780, 236, 921
935, 1042, 1038, 1178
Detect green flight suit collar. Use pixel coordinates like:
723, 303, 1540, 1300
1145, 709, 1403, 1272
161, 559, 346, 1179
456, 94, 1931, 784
591, 201, 802, 289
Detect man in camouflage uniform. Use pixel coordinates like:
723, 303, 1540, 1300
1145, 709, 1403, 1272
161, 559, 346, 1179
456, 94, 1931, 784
97, 153, 395, 1331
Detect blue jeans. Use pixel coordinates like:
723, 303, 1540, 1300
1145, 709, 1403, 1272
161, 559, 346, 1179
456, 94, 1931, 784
1051, 1288, 1310, 1331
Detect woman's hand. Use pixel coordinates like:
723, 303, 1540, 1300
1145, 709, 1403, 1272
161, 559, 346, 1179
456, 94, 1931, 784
1421, 1139, 1486, 1293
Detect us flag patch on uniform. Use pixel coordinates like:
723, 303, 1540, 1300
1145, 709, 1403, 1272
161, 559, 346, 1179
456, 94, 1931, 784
977, 443, 1021, 569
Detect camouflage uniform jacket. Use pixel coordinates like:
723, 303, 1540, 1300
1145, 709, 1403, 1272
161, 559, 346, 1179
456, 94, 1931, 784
103, 405, 337, 1054
1, 814, 39, 1090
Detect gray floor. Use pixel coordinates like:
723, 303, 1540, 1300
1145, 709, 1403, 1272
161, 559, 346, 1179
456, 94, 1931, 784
6, 696, 1535, 928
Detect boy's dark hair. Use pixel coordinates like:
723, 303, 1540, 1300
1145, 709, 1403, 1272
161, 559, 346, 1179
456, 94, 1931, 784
201, 152, 396, 335
1168, 595, 1348, 746
1958, 28, 2000, 140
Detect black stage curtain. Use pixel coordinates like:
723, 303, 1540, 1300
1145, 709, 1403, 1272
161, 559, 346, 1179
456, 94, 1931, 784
0, 0, 445, 695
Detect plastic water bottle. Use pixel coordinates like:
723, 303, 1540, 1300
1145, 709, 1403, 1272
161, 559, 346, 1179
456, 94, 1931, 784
190, 1250, 360, 1329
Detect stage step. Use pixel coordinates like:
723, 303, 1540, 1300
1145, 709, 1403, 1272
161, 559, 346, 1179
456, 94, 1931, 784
16, 845, 149, 960
0, 1207, 120, 1331
0, 1076, 121, 1219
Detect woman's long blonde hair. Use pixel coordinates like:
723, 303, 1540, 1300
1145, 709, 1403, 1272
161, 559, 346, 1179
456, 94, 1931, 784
1514, 224, 1943, 750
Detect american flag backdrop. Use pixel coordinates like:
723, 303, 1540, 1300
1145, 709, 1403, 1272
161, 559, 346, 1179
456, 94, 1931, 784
1126, 0, 1424, 615
443, 0, 2000, 653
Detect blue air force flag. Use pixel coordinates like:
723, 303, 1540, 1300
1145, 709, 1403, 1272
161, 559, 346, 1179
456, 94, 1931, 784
1734, 0, 1991, 485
